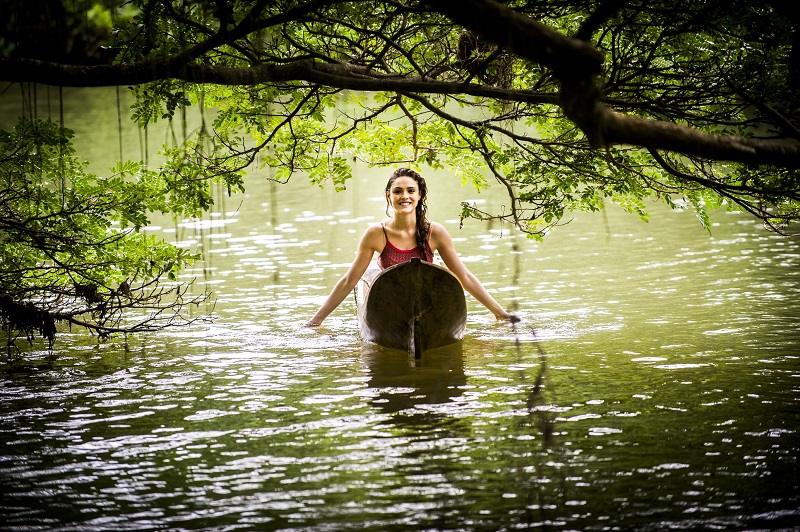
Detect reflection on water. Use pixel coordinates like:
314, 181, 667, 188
363, 343, 467, 414
1, 87, 800, 530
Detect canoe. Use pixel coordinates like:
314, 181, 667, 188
356, 258, 467, 357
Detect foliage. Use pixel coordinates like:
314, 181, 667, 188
0, 117, 218, 350
84, 0, 798, 236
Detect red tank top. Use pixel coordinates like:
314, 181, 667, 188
377, 223, 433, 270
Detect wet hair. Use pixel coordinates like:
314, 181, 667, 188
385, 168, 430, 250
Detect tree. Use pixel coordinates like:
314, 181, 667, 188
1, 0, 798, 346
0, 116, 222, 352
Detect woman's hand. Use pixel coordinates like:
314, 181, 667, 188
497, 311, 521, 324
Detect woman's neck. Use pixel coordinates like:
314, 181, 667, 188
388, 211, 417, 231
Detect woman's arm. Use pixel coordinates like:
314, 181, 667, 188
430, 222, 518, 322
306, 225, 383, 326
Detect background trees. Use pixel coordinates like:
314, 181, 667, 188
1, 0, 798, 347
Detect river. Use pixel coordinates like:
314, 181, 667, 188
1, 86, 799, 530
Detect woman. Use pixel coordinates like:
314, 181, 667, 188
306, 168, 518, 326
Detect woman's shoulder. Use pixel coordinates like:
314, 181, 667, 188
359, 222, 387, 248
365, 221, 388, 235
428, 220, 450, 238
427, 220, 454, 249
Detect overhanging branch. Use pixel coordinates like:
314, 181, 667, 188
428, 0, 800, 168
2, 0, 799, 169
0, 57, 555, 105
604, 111, 800, 168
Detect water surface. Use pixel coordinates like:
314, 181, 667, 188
1, 87, 799, 530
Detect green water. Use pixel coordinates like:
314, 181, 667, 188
1, 87, 799, 530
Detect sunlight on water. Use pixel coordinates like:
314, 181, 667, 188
1, 88, 799, 530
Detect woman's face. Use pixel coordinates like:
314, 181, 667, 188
387, 176, 421, 214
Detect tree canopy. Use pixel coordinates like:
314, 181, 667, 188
1, 0, 799, 348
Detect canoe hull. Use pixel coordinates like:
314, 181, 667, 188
357, 258, 467, 357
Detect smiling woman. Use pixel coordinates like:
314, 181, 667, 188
306, 167, 518, 327
378, 169, 434, 268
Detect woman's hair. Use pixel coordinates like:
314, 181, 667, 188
385, 167, 430, 250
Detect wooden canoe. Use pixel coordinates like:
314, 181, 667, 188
356, 258, 467, 357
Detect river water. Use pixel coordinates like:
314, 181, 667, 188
1, 87, 799, 530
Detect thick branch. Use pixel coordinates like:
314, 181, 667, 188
429, 0, 800, 168
3, 0, 799, 169
0, 57, 555, 105
604, 111, 800, 168
428, 0, 604, 77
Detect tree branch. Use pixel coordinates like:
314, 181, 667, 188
3, 0, 798, 169
0, 57, 555, 104
428, 0, 800, 167
605, 111, 800, 167
428, 0, 604, 78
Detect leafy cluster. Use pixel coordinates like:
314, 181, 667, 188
96, 0, 798, 237
0, 117, 214, 351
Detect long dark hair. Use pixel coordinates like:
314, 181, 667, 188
385, 168, 430, 250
